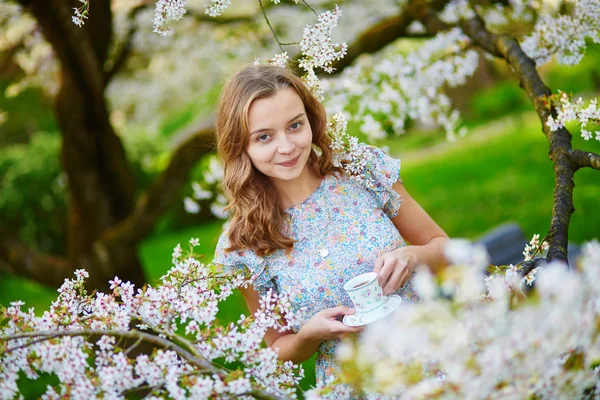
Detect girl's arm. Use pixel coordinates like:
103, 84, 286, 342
374, 181, 450, 294
239, 285, 362, 364
389, 180, 449, 272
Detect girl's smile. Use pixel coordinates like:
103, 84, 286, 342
277, 155, 300, 167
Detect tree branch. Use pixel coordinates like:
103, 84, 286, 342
2, 329, 288, 400
519, 257, 549, 278
188, 10, 255, 24
104, 4, 146, 82
2, 329, 212, 370
0, 233, 74, 287
258, 0, 286, 53
101, 124, 216, 246
570, 149, 600, 171
324, 0, 450, 75
300, 0, 318, 16
459, 13, 574, 264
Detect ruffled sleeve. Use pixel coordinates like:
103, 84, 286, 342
212, 230, 276, 297
359, 144, 403, 218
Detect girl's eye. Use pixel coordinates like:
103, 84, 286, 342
290, 122, 302, 130
257, 134, 270, 142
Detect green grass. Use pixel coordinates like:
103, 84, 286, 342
1, 111, 598, 394
398, 113, 600, 243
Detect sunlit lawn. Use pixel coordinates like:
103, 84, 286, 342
1, 111, 599, 392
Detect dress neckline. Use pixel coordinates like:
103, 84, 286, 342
286, 174, 330, 212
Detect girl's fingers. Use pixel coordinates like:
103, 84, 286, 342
399, 266, 412, 288
323, 306, 354, 317
383, 260, 409, 294
373, 256, 384, 274
377, 259, 396, 286
334, 321, 364, 336
383, 268, 402, 295
348, 325, 365, 332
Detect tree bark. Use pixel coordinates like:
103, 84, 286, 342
570, 149, 600, 171
12, 0, 144, 290
459, 14, 577, 265
3, 0, 219, 291
0, 233, 73, 287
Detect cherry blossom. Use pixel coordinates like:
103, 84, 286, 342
309, 239, 600, 399
546, 92, 600, 141
1, 244, 304, 399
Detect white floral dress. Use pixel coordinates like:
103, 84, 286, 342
213, 144, 419, 390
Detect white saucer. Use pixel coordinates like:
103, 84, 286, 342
342, 295, 402, 327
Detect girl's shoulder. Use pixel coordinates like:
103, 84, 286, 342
213, 229, 262, 268
213, 229, 273, 289
341, 143, 404, 217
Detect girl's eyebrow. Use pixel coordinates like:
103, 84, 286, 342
250, 113, 305, 136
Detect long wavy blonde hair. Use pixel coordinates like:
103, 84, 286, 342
216, 65, 340, 257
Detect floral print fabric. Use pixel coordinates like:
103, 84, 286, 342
213, 144, 419, 389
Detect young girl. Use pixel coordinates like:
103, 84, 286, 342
213, 65, 449, 390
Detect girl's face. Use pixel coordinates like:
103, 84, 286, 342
246, 87, 314, 184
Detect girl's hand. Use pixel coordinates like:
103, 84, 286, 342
374, 247, 418, 295
298, 306, 363, 343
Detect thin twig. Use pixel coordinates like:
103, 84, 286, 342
527, 232, 552, 262
132, 315, 207, 364
257, 0, 286, 53
2, 329, 212, 371
121, 384, 157, 396
123, 336, 143, 355
105, 4, 145, 82
301, 0, 318, 16
1, 329, 292, 399
519, 257, 549, 278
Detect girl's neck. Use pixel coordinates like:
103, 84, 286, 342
272, 166, 322, 210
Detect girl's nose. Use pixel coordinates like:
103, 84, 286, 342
277, 134, 296, 154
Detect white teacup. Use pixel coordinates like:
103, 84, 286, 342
343, 272, 385, 315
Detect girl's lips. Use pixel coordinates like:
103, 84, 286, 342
278, 155, 300, 167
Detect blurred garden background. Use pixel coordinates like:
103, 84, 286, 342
1, 0, 600, 393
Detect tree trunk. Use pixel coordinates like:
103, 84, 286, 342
17, 0, 146, 290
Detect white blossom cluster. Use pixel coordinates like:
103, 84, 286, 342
0, 244, 304, 399
546, 92, 600, 141
523, 233, 550, 262
310, 239, 600, 399
298, 5, 348, 73
437, 0, 475, 24
322, 28, 478, 142
305, 375, 354, 399
521, 0, 600, 66
72, 0, 89, 28
326, 112, 378, 189
184, 155, 229, 219
153, 0, 188, 36
205, 0, 231, 18
298, 5, 348, 100
268, 51, 290, 68
477, 0, 536, 30
438, 0, 599, 67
